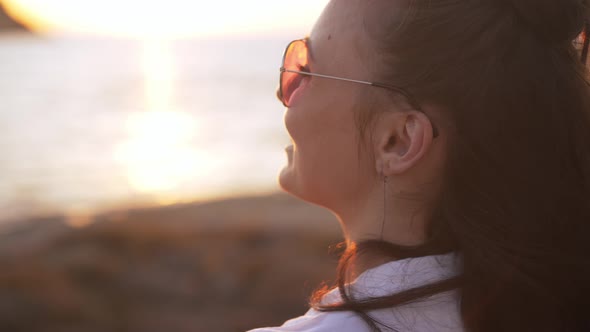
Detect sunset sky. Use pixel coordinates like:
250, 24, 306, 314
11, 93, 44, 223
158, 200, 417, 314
3, 0, 329, 38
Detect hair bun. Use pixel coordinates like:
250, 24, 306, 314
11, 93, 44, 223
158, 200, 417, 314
506, 0, 589, 44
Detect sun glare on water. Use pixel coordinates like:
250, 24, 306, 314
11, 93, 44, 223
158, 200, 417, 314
114, 40, 216, 201
0, 0, 329, 207
116, 110, 209, 196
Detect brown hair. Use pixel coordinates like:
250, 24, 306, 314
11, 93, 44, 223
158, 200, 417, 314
311, 1, 590, 331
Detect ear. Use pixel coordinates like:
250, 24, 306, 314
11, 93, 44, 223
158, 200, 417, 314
374, 111, 434, 176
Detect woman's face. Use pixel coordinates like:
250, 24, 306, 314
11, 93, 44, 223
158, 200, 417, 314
278, 0, 376, 211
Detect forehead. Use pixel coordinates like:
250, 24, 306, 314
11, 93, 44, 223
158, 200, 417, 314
308, 0, 400, 74
308, 0, 371, 73
311, 0, 364, 39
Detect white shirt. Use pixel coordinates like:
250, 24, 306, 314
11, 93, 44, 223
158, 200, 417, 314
248, 253, 464, 332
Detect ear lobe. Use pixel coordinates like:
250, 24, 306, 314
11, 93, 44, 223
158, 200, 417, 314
378, 112, 434, 176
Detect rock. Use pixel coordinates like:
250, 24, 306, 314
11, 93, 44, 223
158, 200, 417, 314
0, 194, 343, 332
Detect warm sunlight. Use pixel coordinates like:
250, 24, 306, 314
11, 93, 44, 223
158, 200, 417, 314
3, 0, 330, 38
143, 40, 174, 111
115, 40, 216, 198
115, 110, 211, 195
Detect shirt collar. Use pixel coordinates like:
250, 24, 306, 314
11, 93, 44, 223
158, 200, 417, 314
321, 252, 460, 305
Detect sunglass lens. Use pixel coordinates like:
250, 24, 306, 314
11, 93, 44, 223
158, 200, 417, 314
281, 40, 309, 106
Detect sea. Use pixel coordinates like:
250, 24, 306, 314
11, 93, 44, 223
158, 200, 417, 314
0, 33, 294, 222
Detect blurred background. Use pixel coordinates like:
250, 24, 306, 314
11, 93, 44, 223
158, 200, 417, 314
0, 1, 345, 331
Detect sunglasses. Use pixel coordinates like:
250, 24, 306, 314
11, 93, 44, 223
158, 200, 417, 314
278, 38, 439, 137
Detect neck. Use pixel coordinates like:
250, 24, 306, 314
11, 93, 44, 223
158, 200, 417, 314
340, 193, 429, 246
335, 186, 432, 279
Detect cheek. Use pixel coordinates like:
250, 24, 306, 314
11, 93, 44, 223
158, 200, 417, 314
302, 137, 364, 206
285, 77, 311, 107
284, 106, 364, 204
284, 102, 312, 145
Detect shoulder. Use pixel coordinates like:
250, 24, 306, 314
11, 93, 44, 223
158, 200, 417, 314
246, 296, 464, 332
246, 308, 370, 332
248, 254, 464, 332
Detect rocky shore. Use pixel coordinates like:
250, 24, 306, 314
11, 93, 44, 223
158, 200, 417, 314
0, 193, 343, 332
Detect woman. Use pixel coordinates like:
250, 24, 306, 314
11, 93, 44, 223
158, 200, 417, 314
250, 0, 590, 331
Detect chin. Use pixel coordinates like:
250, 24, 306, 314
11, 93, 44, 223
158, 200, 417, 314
278, 164, 296, 195
278, 164, 307, 201
278, 165, 332, 210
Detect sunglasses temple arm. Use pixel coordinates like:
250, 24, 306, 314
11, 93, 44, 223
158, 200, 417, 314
282, 68, 374, 86
281, 68, 439, 137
